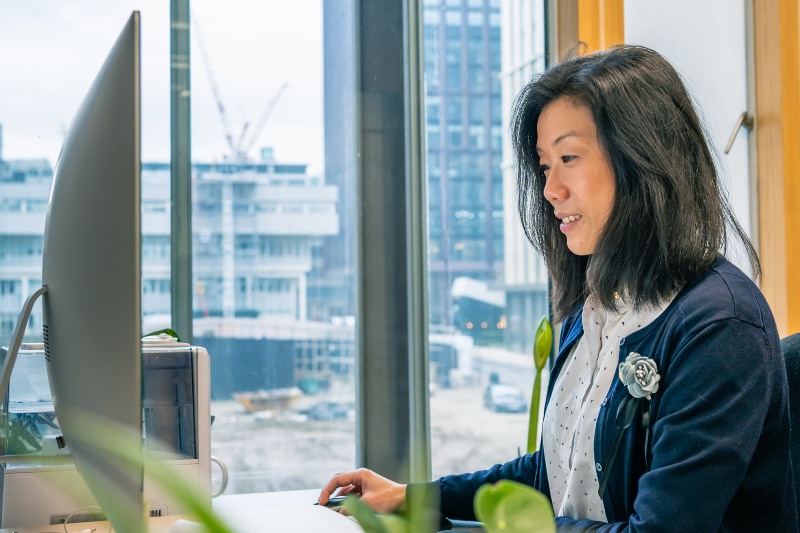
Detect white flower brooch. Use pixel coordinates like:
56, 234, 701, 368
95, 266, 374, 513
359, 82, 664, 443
599, 352, 661, 498
618, 352, 661, 400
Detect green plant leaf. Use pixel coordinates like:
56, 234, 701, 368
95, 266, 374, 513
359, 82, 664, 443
526, 371, 543, 454
56, 408, 235, 533
474, 480, 555, 533
343, 484, 440, 533
527, 316, 552, 453
343, 496, 389, 533
378, 513, 409, 533
403, 482, 439, 533
533, 316, 552, 371
141, 328, 182, 342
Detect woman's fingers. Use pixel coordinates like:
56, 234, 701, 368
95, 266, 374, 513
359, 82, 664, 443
319, 470, 368, 504
337, 484, 359, 496
319, 468, 407, 514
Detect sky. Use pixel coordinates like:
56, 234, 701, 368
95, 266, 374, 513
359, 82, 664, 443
0, 1, 325, 174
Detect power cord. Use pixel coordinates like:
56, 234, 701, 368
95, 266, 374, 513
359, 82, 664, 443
62, 505, 111, 533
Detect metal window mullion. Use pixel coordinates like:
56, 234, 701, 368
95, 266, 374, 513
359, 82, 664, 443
404, 0, 431, 483
355, 0, 431, 483
744, 0, 759, 258
170, 0, 193, 343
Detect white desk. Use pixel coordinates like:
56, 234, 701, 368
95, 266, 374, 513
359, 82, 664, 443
0, 489, 484, 532
0, 491, 355, 533
213, 489, 361, 532
214, 490, 484, 532
214, 490, 483, 532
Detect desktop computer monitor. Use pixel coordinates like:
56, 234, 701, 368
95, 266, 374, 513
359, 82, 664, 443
41, 11, 144, 532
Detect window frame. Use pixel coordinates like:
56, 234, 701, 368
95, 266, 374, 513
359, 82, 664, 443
169, 0, 433, 483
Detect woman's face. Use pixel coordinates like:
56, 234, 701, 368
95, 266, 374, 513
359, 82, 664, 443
537, 97, 616, 256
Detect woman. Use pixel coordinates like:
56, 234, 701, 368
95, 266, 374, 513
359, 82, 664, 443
319, 45, 798, 532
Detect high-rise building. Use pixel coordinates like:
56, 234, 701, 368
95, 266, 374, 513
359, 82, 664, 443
498, 0, 548, 352
423, 0, 505, 331
321, 0, 514, 345
318, 0, 358, 322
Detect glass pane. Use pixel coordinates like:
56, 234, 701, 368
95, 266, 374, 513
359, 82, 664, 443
422, 0, 548, 478
184, 0, 356, 493
0, 2, 170, 343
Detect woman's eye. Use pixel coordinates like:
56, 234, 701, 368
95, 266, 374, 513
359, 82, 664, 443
538, 164, 550, 176
561, 155, 576, 163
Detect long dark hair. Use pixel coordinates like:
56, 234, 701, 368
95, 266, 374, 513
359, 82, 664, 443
511, 45, 759, 321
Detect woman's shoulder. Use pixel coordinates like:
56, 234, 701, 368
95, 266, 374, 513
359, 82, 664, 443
671, 255, 774, 332
629, 256, 782, 384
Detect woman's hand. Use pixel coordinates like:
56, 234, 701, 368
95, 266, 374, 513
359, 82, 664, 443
318, 468, 407, 514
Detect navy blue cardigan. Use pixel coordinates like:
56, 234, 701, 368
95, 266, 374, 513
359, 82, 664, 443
418, 257, 798, 532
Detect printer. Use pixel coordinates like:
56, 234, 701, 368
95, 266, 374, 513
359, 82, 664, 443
0, 336, 211, 527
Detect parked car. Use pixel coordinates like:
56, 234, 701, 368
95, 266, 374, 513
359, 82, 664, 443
300, 401, 355, 421
483, 384, 527, 413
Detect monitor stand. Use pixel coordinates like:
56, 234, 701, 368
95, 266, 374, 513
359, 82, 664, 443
0, 286, 49, 465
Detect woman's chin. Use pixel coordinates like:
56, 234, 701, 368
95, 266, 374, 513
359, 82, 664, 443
566, 241, 593, 256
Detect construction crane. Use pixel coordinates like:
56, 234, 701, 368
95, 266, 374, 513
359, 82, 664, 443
191, 10, 287, 163
191, 10, 289, 318
239, 82, 288, 160
191, 10, 238, 161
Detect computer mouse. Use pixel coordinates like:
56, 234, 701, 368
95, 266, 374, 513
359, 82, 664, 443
316, 494, 349, 511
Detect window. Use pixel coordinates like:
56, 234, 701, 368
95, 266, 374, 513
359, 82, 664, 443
3, 0, 552, 495
469, 125, 485, 148
444, 124, 461, 147
468, 28, 485, 66
446, 37, 462, 66
1, 0, 360, 496
423, 0, 548, 478
445, 10, 462, 26
427, 95, 441, 123
447, 96, 463, 123
234, 235, 257, 257
142, 236, 170, 258
469, 96, 486, 123
189, 0, 356, 493
446, 64, 462, 90
428, 125, 442, 149
0, 1, 171, 343
0, 280, 20, 296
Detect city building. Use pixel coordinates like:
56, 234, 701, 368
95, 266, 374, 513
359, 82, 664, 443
319, 0, 358, 323
141, 159, 338, 323
423, 0, 506, 334
498, 0, 548, 352
318, 0, 547, 353
0, 157, 51, 339
0, 142, 339, 341
320, 0, 510, 347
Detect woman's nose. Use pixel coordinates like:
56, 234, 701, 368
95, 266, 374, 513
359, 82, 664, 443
542, 168, 566, 204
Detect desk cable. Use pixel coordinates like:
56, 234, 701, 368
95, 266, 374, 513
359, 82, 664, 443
62, 505, 111, 533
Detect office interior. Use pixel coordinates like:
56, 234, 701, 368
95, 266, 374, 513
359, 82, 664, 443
0, 0, 799, 531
